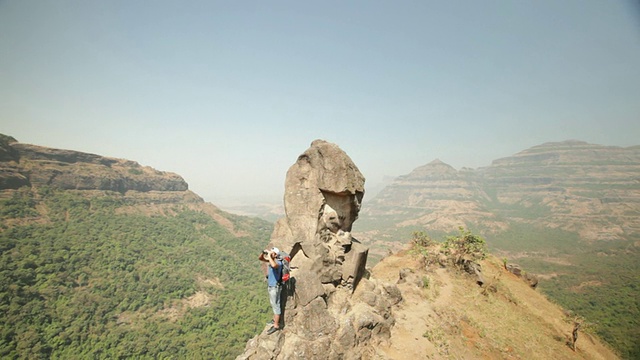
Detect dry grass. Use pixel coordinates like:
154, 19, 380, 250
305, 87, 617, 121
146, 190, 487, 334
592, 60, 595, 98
371, 248, 619, 360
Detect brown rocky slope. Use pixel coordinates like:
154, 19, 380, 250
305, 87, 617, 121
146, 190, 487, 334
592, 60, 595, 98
371, 247, 617, 360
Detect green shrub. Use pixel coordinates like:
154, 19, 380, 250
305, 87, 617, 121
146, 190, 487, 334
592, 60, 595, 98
443, 227, 487, 264
409, 231, 436, 264
411, 231, 435, 248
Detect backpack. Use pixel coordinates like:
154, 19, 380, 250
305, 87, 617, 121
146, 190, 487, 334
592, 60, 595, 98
276, 251, 291, 283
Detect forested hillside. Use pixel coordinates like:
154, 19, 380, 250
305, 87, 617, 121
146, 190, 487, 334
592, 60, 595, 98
1, 187, 273, 358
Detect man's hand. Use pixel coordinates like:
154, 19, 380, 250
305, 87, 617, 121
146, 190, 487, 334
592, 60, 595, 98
259, 251, 269, 262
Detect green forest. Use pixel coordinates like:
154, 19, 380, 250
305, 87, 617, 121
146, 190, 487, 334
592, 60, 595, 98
0, 187, 273, 359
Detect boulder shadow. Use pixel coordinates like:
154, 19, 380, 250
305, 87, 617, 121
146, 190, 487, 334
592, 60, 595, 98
279, 277, 296, 330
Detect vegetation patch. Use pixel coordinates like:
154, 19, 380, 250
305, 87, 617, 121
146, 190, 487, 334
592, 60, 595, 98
0, 188, 273, 359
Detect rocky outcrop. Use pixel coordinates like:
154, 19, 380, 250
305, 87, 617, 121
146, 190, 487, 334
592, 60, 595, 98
0, 135, 188, 193
238, 140, 397, 360
271, 139, 367, 289
506, 263, 539, 289
0, 135, 29, 190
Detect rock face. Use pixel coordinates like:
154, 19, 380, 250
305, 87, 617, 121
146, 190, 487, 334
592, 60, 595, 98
238, 140, 397, 360
272, 139, 367, 288
0, 134, 188, 193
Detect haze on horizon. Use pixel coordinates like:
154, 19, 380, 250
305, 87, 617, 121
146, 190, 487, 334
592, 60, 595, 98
1, 1, 639, 206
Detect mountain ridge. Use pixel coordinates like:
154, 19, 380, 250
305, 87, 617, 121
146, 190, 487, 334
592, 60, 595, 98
364, 139, 640, 240
0, 135, 188, 194
358, 140, 640, 358
371, 247, 617, 359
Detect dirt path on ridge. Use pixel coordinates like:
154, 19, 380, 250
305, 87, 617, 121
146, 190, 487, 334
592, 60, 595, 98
372, 252, 455, 359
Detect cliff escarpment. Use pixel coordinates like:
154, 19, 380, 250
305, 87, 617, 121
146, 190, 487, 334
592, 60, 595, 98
0, 134, 188, 194
364, 140, 640, 242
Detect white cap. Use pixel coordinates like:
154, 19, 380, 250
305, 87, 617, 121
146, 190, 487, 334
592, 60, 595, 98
271, 247, 280, 254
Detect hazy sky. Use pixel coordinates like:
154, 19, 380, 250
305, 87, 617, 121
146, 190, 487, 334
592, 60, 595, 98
1, 1, 639, 205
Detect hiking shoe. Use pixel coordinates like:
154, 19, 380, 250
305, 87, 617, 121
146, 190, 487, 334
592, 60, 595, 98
266, 326, 280, 335
266, 320, 274, 325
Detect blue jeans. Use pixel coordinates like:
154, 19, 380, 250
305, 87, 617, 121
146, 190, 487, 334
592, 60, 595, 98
268, 285, 282, 315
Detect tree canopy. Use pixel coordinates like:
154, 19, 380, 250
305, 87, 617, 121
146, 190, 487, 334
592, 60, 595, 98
0, 187, 273, 359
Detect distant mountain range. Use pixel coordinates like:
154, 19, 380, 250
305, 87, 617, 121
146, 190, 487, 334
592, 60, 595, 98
362, 140, 640, 242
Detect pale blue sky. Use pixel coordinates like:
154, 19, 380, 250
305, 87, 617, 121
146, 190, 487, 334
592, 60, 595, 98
1, 1, 639, 205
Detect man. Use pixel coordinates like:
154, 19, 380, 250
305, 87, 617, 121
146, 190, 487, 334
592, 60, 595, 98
259, 247, 282, 335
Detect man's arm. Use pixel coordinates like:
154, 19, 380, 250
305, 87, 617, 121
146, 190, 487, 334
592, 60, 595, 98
268, 251, 279, 269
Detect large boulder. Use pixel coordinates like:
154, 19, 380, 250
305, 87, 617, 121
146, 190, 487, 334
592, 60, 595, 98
238, 140, 395, 360
506, 263, 539, 288
271, 139, 367, 288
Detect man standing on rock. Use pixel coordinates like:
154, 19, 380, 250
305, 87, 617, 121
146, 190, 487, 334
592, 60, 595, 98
259, 247, 283, 335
